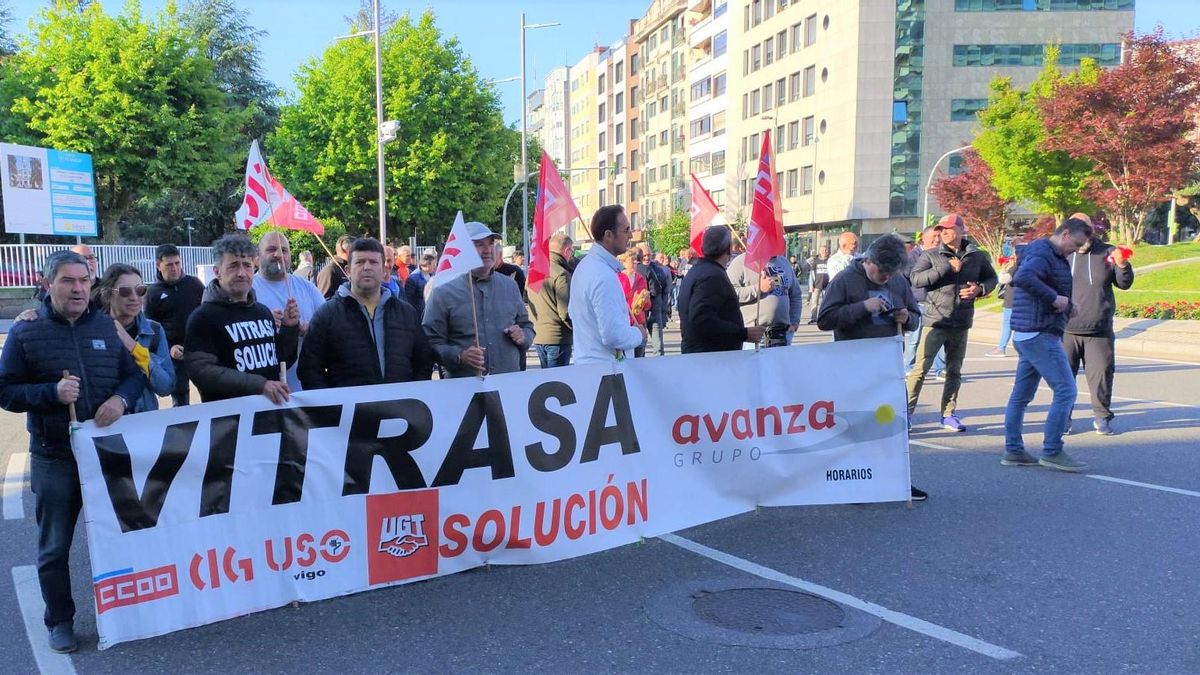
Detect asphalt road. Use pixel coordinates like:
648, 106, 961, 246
0, 320, 1197, 674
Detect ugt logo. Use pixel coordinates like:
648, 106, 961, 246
366, 490, 439, 585
378, 514, 428, 558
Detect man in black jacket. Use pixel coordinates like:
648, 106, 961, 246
678, 226, 765, 352
185, 235, 299, 403
816, 235, 925, 501
316, 235, 353, 299
145, 243, 205, 406
1064, 216, 1135, 435
0, 251, 143, 653
298, 238, 434, 389
905, 214, 998, 433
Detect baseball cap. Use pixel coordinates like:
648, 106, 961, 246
465, 221, 500, 241
935, 214, 964, 230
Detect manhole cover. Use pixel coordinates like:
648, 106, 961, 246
692, 588, 845, 635
644, 579, 880, 650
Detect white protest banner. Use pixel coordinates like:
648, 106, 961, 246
71, 338, 910, 648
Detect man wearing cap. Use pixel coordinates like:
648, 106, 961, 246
906, 214, 998, 432
423, 222, 533, 377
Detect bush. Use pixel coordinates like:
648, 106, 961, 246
1116, 300, 1200, 320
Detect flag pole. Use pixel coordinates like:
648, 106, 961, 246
468, 273, 484, 377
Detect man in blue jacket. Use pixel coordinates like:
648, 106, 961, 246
1002, 217, 1094, 472
0, 250, 144, 653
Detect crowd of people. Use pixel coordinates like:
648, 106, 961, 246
0, 202, 1134, 653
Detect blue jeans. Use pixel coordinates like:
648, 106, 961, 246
647, 306, 667, 356
1005, 332, 1077, 456
534, 343, 572, 368
30, 453, 83, 628
998, 307, 1013, 349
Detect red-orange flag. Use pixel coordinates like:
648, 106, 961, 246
744, 130, 785, 273
527, 152, 580, 293
689, 173, 720, 257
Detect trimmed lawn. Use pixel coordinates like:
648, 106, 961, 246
1115, 260, 1200, 306
1129, 241, 1200, 267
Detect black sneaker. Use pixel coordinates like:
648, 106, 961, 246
910, 486, 928, 501
48, 622, 77, 653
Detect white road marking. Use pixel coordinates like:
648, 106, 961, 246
909, 439, 957, 451
660, 533, 1023, 661
4, 452, 29, 520
1086, 474, 1200, 498
12, 566, 78, 674
1036, 386, 1196, 410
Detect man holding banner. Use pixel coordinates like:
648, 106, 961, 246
0, 250, 145, 653
185, 235, 299, 403
423, 221, 532, 377
252, 231, 325, 391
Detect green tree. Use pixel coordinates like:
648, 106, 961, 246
973, 46, 1100, 222
0, 0, 247, 241
268, 10, 518, 245
0, 1, 15, 57
645, 209, 691, 256
122, 0, 282, 245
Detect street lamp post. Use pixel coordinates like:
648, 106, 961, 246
183, 217, 195, 247
520, 14, 559, 264
921, 145, 972, 229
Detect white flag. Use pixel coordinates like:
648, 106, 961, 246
234, 140, 284, 231
427, 211, 483, 292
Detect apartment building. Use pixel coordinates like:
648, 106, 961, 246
568, 47, 607, 240
595, 39, 639, 229
686, 0, 731, 223
723, 0, 1133, 242
540, 67, 571, 168
633, 0, 691, 227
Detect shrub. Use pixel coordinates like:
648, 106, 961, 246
1116, 300, 1200, 320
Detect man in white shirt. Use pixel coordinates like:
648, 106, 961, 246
569, 205, 647, 365
826, 231, 860, 281
252, 231, 326, 391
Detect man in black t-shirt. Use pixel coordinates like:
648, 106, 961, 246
806, 244, 831, 323
185, 236, 299, 403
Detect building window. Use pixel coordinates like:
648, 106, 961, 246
715, 0, 728, 17
753, 0, 762, 25
751, 44, 762, 72
786, 169, 798, 197
765, 0, 775, 19
598, 103, 606, 122
744, 4, 751, 30
950, 98, 988, 121
631, 181, 639, 201
763, 83, 774, 111
648, 167, 657, 183
712, 150, 725, 174
805, 14, 818, 46
631, 149, 639, 170
803, 66, 816, 97
598, 73, 606, 94
778, 30, 788, 59
615, 92, 624, 114
775, 125, 785, 153
715, 72, 727, 97
599, 131, 606, 151
750, 133, 760, 159
660, 130, 668, 145
742, 93, 749, 119
788, 121, 799, 149
616, 122, 624, 144
789, 72, 801, 102
615, 61, 624, 84
776, 78, 786, 107
790, 23, 802, 51
631, 86, 639, 107
743, 49, 750, 76
616, 184, 624, 203
801, 165, 813, 194
690, 115, 712, 138
714, 30, 727, 57
954, 0, 1134, 9
631, 54, 640, 74
802, 116, 815, 145
765, 37, 775, 66
713, 110, 726, 136
751, 89, 761, 115
952, 43, 1121, 67
631, 117, 640, 139
599, 188, 606, 206
692, 76, 712, 101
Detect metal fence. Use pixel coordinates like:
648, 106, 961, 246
0, 244, 214, 288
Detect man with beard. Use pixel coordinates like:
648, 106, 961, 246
252, 231, 325, 391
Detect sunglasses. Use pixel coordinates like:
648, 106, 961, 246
112, 284, 148, 298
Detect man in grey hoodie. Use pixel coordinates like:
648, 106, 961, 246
726, 252, 803, 346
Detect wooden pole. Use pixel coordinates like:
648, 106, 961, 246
468, 273, 484, 377
63, 370, 76, 423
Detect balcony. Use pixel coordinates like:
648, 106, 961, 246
672, 102, 686, 118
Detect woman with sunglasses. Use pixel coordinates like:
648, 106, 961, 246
93, 264, 175, 412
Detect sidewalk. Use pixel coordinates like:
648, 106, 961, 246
971, 311, 1200, 362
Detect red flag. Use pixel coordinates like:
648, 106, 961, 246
689, 173, 720, 257
527, 152, 581, 293
233, 140, 325, 236
744, 130, 785, 273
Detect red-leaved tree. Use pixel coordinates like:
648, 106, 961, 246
1041, 31, 1200, 244
930, 148, 1011, 258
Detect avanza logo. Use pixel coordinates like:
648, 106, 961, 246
366, 490, 439, 585
378, 515, 428, 558
94, 565, 179, 614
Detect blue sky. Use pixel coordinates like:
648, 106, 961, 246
7, 0, 1199, 126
